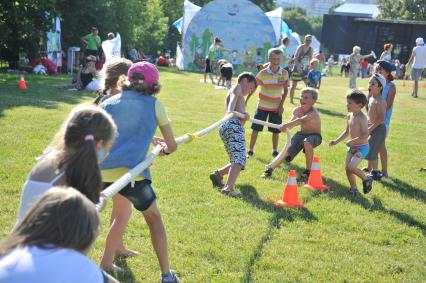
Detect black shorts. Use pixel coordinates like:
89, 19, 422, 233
85, 49, 98, 58
286, 131, 322, 162
205, 58, 211, 73
251, 109, 282, 133
104, 180, 156, 212
220, 66, 233, 80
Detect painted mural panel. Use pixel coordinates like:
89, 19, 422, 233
183, 0, 278, 74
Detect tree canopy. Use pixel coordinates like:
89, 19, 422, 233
0, 0, 277, 63
378, 0, 426, 21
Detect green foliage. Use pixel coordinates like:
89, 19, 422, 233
129, 0, 169, 54
0, 0, 276, 61
378, 0, 426, 21
283, 8, 323, 39
0, 1, 56, 61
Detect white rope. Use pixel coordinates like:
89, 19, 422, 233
233, 112, 292, 166
96, 113, 235, 211
96, 111, 291, 211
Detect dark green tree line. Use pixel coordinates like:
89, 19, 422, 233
0, 0, 276, 63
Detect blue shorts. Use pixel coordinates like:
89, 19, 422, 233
251, 109, 282, 133
348, 144, 370, 159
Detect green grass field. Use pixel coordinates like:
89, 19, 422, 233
0, 70, 425, 282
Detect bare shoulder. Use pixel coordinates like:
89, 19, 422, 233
293, 106, 303, 116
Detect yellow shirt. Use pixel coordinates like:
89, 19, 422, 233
256, 67, 289, 112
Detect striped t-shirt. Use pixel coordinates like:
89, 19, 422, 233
255, 66, 289, 112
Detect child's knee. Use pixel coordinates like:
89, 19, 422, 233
345, 164, 356, 172
143, 204, 162, 224
303, 140, 313, 149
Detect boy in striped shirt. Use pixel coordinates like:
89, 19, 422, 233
248, 48, 289, 157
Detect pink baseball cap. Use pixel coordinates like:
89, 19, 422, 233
127, 61, 159, 86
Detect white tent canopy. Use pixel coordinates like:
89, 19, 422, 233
182, 0, 201, 37
265, 7, 283, 46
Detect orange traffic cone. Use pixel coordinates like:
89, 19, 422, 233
304, 156, 329, 191
402, 80, 406, 87
423, 82, 426, 88
274, 170, 303, 207
18, 74, 27, 90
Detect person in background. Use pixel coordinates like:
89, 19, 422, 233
81, 27, 101, 59
407, 37, 426, 98
380, 43, 393, 63
360, 58, 369, 78
279, 37, 291, 74
326, 55, 334, 76
289, 35, 313, 104
348, 46, 374, 88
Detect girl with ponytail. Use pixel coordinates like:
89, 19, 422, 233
94, 57, 132, 104
16, 104, 117, 222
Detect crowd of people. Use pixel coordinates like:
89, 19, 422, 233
1, 27, 424, 282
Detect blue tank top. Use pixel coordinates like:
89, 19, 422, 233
100, 90, 157, 180
382, 81, 395, 127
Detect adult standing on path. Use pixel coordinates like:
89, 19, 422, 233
348, 46, 374, 89
81, 27, 101, 59
279, 37, 291, 74
407, 37, 426, 98
208, 37, 224, 78
289, 34, 313, 104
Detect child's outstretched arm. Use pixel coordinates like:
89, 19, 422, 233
330, 116, 349, 146
281, 108, 314, 131
157, 124, 177, 156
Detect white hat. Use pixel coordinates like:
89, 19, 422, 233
373, 73, 386, 88
416, 37, 424, 45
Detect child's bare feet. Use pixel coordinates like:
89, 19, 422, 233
100, 263, 124, 273
116, 248, 140, 258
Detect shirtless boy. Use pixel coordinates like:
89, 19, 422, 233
262, 87, 322, 180
330, 89, 372, 194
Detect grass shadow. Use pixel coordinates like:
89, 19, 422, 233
0, 74, 96, 118
114, 257, 136, 283
281, 163, 426, 235
313, 176, 426, 235
238, 184, 317, 282
381, 177, 426, 203
317, 107, 346, 118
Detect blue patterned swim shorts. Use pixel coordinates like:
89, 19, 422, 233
219, 119, 246, 168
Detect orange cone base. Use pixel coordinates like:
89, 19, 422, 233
274, 199, 304, 207
303, 184, 329, 191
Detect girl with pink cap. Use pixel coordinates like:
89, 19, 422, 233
99, 61, 179, 282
